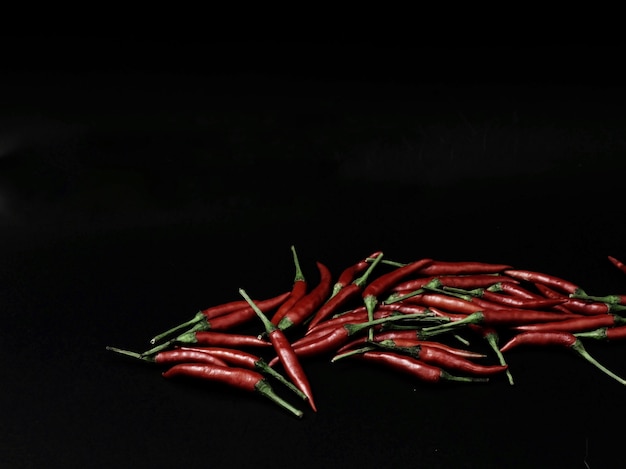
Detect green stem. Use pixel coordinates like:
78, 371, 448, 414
383, 288, 425, 305
571, 340, 626, 385
440, 370, 489, 383
141, 328, 204, 357
420, 312, 483, 335
149, 311, 206, 345
255, 359, 307, 401
569, 292, 623, 304
366, 257, 406, 268
483, 333, 514, 385
354, 252, 384, 288
574, 328, 608, 340
331, 345, 378, 362
255, 380, 303, 418
290, 245, 306, 283
239, 288, 277, 334
106, 346, 154, 362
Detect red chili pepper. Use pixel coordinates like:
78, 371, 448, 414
331, 250, 383, 298
533, 282, 626, 315
270, 245, 308, 326
149, 291, 290, 344
420, 309, 579, 337
487, 281, 545, 299
175, 346, 307, 400
390, 292, 479, 314
608, 255, 626, 275
277, 261, 333, 332
106, 346, 230, 367
499, 330, 626, 385
418, 260, 513, 276
162, 363, 303, 418
447, 286, 568, 310
503, 269, 585, 295
240, 288, 318, 412
141, 329, 273, 357
351, 350, 489, 383
306, 252, 384, 332
393, 274, 514, 293
514, 314, 626, 333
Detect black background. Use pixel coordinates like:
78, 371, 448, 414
2, 32, 626, 468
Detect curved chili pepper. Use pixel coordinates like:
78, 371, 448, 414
388, 292, 479, 314
331, 250, 383, 298
106, 346, 230, 367
418, 260, 513, 276
141, 329, 272, 357
352, 350, 489, 383
513, 314, 626, 333
270, 245, 308, 326
176, 346, 307, 400
487, 281, 545, 299
162, 363, 303, 418
499, 330, 626, 385
277, 261, 333, 332
306, 252, 384, 332
149, 291, 290, 344
503, 269, 585, 295
240, 288, 318, 412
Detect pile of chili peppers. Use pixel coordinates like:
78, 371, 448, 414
107, 247, 626, 418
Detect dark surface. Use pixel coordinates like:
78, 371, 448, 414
2, 36, 626, 468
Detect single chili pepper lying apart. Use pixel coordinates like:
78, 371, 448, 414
306, 252, 384, 332
270, 245, 308, 326
277, 261, 333, 332
176, 347, 307, 400
240, 288, 317, 412
107, 346, 231, 367
149, 291, 291, 344
499, 331, 626, 385
162, 363, 303, 418
142, 330, 272, 357
608, 255, 626, 276
342, 350, 489, 384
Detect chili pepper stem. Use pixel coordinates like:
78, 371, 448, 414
254, 380, 304, 418
255, 359, 308, 401
421, 312, 483, 334
106, 346, 153, 362
483, 334, 514, 385
332, 345, 378, 362
570, 340, 626, 385
149, 311, 205, 345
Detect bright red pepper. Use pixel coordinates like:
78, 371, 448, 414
270, 245, 308, 326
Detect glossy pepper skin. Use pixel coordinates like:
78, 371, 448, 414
277, 262, 333, 332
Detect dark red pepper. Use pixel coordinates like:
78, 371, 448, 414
162, 363, 303, 418
270, 245, 308, 326
277, 261, 333, 332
